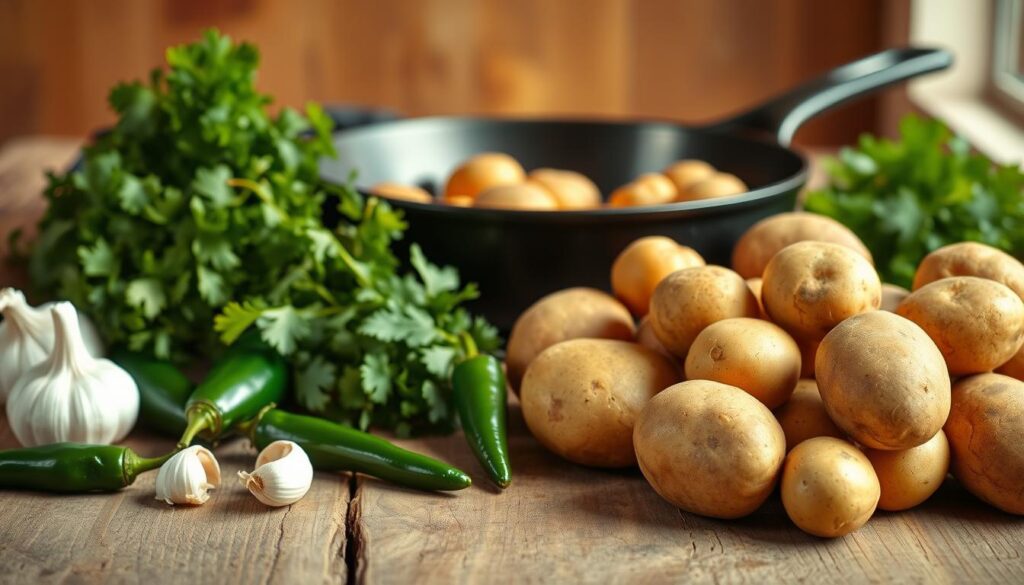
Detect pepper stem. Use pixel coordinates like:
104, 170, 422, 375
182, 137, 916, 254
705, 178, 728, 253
236, 403, 275, 444
177, 405, 218, 449
459, 331, 479, 359
123, 448, 177, 486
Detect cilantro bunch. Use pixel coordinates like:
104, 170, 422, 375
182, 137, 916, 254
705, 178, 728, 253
26, 29, 497, 434
805, 115, 1024, 288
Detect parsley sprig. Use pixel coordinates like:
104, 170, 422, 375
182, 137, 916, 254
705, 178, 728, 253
25, 29, 497, 434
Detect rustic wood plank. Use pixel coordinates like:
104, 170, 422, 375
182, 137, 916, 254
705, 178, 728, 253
353, 400, 1024, 585
0, 416, 351, 585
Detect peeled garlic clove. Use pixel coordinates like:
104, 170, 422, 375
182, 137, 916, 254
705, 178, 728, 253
155, 445, 221, 506
238, 440, 313, 507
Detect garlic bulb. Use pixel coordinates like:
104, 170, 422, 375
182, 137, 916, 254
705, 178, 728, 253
0, 288, 105, 403
155, 445, 221, 505
238, 440, 314, 507
5, 303, 139, 446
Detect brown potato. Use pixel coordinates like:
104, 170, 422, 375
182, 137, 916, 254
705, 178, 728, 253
444, 195, 474, 207
781, 437, 880, 537
608, 173, 677, 207
633, 380, 786, 519
369, 182, 433, 204
996, 344, 1024, 381
774, 379, 844, 451
746, 277, 767, 319
684, 318, 800, 409
506, 288, 635, 391
798, 336, 819, 379
527, 168, 601, 209
636, 316, 674, 360
521, 339, 678, 468
731, 212, 873, 279
663, 160, 715, 193
474, 183, 559, 210
864, 430, 950, 511
945, 373, 1024, 514
816, 311, 951, 450
648, 266, 760, 359
913, 242, 1024, 300
610, 236, 706, 317
880, 283, 910, 312
678, 173, 747, 201
762, 241, 881, 340
444, 152, 526, 200
896, 276, 1024, 376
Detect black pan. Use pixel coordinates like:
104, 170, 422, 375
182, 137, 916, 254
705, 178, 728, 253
321, 48, 952, 329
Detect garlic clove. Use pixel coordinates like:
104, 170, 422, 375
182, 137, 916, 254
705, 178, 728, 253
0, 289, 106, 404
238, 440, 314, 507
5, 303, 139, 446
155, 445, 222, 506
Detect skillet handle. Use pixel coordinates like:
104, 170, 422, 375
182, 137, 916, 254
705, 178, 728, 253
708, 47, 953, 146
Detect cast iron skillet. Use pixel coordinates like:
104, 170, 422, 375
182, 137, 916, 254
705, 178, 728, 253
322, 48, 952, 329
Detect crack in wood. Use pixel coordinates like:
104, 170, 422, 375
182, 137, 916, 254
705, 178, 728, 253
345, 473, 366, 585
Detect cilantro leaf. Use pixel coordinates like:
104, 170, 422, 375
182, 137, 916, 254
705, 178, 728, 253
79, 238, 117, 277
257, 306, 311, 355
421, 345, 457, 378
125, 278, 166, 319
193, 165, 234, 207
296, 355, 335, 412
360, 352, 392, 404
214, 300, 265, 344
359, 304, 437, 347
410, 243, 459, 297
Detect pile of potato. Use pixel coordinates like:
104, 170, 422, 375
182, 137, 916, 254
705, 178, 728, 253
507, 211, 1024, 537
368, 153, 747, 210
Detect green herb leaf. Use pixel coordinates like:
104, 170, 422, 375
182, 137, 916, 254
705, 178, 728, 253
125, 278, 166, 319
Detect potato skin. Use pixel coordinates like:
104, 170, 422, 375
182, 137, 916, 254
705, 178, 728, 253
506, 288, 635, 391
608, 173, 677, 207
649, 266, 760, 358
663, 160, 715, 193
369, 182, 433, 203
732, 212, 873, 280
633, 380, 786, 519
774, 379, 844, 451
678, 173, 747, 201
746, 277, 767, 319
474, 183, 558, 210
896, 276, 1024, 376
944, 373, 1024, 514
913, 242, 1024, 300
816, 311, 951, 450
762, 241, 881, 340
528, 168, 601, 210
444, 152, 526, 199
521, 339, 679, 468
684, 318, 800, 409
864, 430, 949, 511
781, 437, 880, 537
996, 344, 1024, 381
636, 316, 674, 360
880, 283, 910, 312
611, 236, 706, 317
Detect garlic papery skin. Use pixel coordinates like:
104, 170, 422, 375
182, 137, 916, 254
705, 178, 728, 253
0, 289, 51, 403
5, 303, 139, 446
238, 440, 314, 507
0, 288, 106, 403
155, 446, 222, 506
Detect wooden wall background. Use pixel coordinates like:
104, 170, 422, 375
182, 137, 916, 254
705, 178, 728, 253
0, 0, 899, 147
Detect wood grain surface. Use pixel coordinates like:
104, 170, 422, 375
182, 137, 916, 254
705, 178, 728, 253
1, 139, 1023, 585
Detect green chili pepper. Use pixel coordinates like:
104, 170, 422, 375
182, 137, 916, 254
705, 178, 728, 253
238, 407, 472, 491
0, 443, 172, 493
452, 332, 511, 488
113, 351, 193, 438
178, 346, 287, 448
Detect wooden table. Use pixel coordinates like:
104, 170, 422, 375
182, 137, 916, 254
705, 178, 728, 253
1, 138, 1022, 585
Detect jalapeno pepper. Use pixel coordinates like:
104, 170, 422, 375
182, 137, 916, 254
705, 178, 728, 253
238, 407, 472, 491
452, 333, 512, 488
113, 351, 193, 438
178, 346, 287, 448
0, 443, 173, 493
